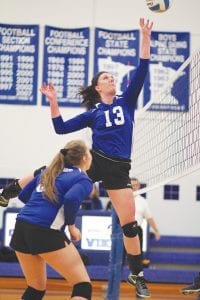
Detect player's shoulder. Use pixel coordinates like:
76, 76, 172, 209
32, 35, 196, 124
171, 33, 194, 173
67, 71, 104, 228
75, 171, 93, 193
79, 170, 93, 184
115, 94, 128, 105
59, 167, 91, 186
70, 167, 92, 181
88, 103, 101, 112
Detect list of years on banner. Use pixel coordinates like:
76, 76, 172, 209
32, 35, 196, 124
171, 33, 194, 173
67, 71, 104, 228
43, 27, 89, 104
47, 57, 86, 100
66, 57, 86, 100
0, 25, 39, 104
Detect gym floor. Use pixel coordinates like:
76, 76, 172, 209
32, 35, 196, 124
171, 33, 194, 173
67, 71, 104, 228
0, 277, 199, 300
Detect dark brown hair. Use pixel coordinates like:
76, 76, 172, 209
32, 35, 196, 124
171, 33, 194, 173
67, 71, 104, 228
79, 71, 106, 110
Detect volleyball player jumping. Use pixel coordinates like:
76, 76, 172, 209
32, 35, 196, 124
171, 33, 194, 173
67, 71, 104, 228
0, 18, 153, 298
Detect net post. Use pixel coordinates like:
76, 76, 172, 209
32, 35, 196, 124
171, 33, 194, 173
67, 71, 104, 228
106, 208, 123, 300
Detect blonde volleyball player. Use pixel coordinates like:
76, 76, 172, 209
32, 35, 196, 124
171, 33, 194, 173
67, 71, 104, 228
10, 140, 93, 300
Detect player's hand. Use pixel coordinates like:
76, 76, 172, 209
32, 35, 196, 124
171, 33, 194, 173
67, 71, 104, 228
68, 225, 81, 242
155, 231, 161, 240
40, 83, 57, 102
140, 18, 153, 37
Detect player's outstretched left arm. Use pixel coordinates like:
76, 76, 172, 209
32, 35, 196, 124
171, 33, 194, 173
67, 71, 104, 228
139, 18, 153, 59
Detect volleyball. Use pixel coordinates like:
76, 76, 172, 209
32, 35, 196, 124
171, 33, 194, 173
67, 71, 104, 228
146, 0, 172, 13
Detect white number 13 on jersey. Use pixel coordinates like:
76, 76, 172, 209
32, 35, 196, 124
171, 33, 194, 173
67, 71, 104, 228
104, 106, 125, 127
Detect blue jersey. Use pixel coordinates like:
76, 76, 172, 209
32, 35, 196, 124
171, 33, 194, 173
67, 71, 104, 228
52, 59, 149, 159
17, 166, 93, 231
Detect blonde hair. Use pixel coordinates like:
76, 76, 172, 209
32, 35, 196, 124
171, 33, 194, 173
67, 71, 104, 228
40, 140, 88, 203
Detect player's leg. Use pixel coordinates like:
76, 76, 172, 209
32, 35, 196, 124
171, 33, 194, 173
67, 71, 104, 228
107, 188, 150, 298
40, 242, 92, 300
15, 251, 46, 299
139, 227, 150, 267
0, 166, 46, 207
90, 153, 150, 297
181, 272, 200, 294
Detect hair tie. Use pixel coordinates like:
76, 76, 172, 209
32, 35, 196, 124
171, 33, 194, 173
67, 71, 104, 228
60, 148, 68, 156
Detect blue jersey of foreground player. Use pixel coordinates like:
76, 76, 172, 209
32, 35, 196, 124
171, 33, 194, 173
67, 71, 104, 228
16, 166, 93, 230
53, 59, 149, 160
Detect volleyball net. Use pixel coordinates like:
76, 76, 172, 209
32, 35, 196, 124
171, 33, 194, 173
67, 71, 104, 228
131, 48, 200, 195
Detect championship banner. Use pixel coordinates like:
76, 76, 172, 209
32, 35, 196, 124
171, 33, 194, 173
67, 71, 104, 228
94, 28, 139, 95
0, 24, 39, 105
144, 31, 190, 111
42, 26, 90, 107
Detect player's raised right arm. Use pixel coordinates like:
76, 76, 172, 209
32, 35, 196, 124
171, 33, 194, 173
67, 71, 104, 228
40, 83, 60, 118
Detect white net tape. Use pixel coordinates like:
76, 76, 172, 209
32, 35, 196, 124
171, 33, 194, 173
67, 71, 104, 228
131, 49, 200, 194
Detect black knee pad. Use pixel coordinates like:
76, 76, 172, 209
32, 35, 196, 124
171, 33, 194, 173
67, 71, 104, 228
33, 165, 46, 177
21, 286, 45, 300
71, 282, 92, 300
2, 179, 21, 199
122, 221, 138, 237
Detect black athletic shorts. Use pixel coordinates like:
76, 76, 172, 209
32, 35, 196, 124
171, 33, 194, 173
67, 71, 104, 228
10, 219, 71, 255
87, 149, 132, 190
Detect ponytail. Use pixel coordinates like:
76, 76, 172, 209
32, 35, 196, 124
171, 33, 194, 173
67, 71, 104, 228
40, 140, 88, 203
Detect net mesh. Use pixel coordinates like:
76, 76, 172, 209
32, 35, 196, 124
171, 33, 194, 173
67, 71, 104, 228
131, 49, 200, 194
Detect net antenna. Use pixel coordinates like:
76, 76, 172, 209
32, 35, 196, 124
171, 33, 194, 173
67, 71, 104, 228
131, 48, 200, 195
